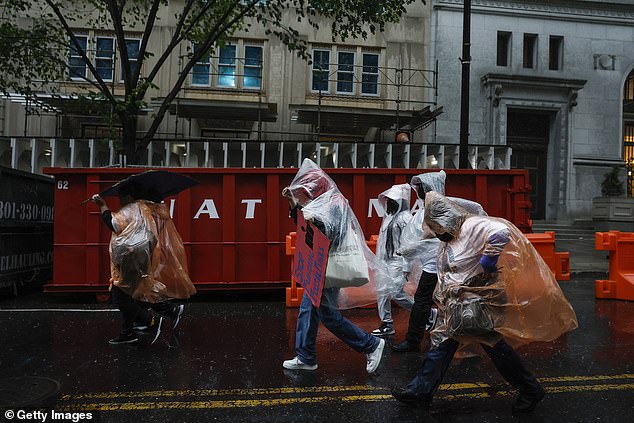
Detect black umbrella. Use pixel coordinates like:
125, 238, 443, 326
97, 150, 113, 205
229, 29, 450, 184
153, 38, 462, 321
87, 170, 199, 203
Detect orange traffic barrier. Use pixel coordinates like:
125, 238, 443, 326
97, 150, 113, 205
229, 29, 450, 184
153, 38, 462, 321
285, 232, 304, 307
525, 231, 570, 281
595, 231, 634, 301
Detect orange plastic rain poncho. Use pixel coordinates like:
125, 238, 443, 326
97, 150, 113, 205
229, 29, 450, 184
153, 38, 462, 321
424, 191, 578, 348
109, 200, 196, 303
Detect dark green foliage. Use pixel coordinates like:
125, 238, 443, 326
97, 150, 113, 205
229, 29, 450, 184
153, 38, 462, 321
601, 166, 625, 197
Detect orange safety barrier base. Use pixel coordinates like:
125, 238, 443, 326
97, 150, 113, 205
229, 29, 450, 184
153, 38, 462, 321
595, 231, 634, 301
525, 231, 570, 281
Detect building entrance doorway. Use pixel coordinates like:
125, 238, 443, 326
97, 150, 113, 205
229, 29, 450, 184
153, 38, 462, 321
507, 109, 551, 220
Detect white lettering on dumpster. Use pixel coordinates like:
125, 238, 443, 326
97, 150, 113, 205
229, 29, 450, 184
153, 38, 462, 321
193, 199, 220, 219
368, 199, 384, 218
242, 199, 262, 219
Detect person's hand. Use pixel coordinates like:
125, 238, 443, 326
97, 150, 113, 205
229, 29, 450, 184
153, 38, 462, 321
282, 187, 297, 208
479, 254, 499, 273
91, 194, 106, 208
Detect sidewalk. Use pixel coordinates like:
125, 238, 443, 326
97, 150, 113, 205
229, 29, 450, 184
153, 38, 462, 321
556, 236, 609, 276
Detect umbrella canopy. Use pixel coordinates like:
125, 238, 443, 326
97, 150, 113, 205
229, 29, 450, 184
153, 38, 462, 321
99, 170, 199, 202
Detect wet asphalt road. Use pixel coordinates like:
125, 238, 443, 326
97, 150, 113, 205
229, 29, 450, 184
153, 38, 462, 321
1, 276, 633, 423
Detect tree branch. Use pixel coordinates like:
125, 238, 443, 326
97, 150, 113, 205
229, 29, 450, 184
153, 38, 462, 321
43, 0, 117, 106
132, 0, 162, 84
138, 0, 259, 150
137, 0, 199, 97
105, 0, 132, 93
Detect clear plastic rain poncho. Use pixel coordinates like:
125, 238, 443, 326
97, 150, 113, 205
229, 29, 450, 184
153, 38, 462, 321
376, 184, 413, 298
424, 191, 578, 348
398, 171, 486, 294
110, 200, 196, 303
286, 159, 387, 309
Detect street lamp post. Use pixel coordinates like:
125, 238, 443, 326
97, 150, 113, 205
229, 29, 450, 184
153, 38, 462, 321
459, 0, 472, 169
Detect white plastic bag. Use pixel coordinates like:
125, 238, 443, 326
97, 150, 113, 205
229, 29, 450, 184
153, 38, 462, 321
325, 220, 370, 288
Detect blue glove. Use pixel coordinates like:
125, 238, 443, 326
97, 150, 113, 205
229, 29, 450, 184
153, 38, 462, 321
479, 255, 499, 273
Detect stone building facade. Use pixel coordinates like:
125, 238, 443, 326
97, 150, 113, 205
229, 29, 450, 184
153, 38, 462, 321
431, 0, 634, 220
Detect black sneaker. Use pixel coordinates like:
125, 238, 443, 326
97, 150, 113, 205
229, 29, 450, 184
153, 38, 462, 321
132, 322, 148, 332
170, 304, 185, 330
371, 322, 395, 337
512, 386, 545, 414
147, 316, 163, 345
391, 340, 421, 353
391, 387, 431, 409
109, 332, 139, 345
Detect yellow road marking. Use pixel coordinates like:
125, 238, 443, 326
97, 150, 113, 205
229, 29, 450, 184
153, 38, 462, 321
62, 382, 488, 401
59, 395, 395, 412
57, 374, 634, 412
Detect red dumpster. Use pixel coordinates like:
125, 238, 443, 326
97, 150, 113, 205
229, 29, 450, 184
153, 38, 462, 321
43, 167, 531, 293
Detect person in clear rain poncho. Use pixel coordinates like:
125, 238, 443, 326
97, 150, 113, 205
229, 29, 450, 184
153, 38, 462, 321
281, 159, 387, 374
392, 192, 578, 414
91, 182, 196, 345
392, 171, 487, 352
372, 184, 414, 337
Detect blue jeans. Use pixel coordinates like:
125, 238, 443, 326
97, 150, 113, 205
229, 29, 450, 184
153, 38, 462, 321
295, 288, 380, 366
406, 338, 542, 398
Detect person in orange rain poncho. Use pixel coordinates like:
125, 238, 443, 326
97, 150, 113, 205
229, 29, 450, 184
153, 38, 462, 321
392, 192, 578, 414
281, 159, 388, 374
91, 182, 196, 345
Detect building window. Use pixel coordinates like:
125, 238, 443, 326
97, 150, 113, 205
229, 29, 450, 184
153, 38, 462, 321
243, 45, 263, 89
95, 36, 115, 81
336, 51, 355, 94
523, 34, 538, 69
120, 39, 141, 82
69, 35, 89, 80
362, 53, 379, 95
191, 43, 211, 86
218, 44, 237, 87
312, 49, 330, 92
549, 36, 563, 71
496, 31, 511, 67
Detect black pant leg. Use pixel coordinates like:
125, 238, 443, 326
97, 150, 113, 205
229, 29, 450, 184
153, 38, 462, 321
111, 286, 152, 333
406, 271, 438, 344
481, 339, 542, 394
149, 301, 174, 317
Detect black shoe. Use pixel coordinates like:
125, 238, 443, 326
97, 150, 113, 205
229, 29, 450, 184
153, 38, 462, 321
512, 386, 545, 414
371, 322, 395, 337
132, 322, 148, 332
391, 387, 431, 409
109, 332, 139, 345
147, 316, 163, 345
170, 304, 185, 330
391, 340, 421, 353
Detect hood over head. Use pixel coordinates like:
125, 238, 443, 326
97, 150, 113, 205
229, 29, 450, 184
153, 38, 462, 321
423, 191, 469, 238
285, 159, 337, 207
410, 170, 446, 199
378, 183, 411, 215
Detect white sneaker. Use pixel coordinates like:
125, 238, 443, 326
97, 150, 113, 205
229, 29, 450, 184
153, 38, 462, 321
282, 357, 318, 371
366, 338, 386, 374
